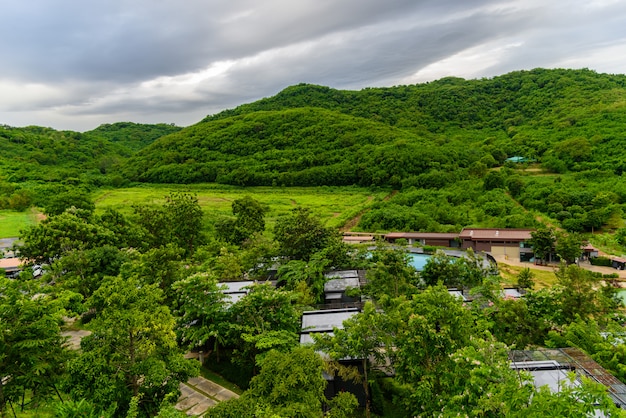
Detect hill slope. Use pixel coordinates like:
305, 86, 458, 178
125, 68, 626, 187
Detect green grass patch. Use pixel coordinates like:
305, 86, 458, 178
498, 262, 558, 289
93, 184, 387, 231
0, 208, 39, 239
199, 366, 244, 395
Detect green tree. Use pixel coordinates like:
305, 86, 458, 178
365, 247, 417, 300
0, 278, 69, 414
555, 232, 583, 264
164, 192, 205, 257
511, 376, 626, 417
555, 263, 609, 324
419, 249, 487, 289
119, 244, 187, 305
517, 267, 535, 289
48, 244, 129, 300
205, 347, 350, 418
277, 253, 331, 304
43, 189, 95, 216
438, 336, 535, 416
483, 170, 505, 190
246, 347, 328, 417
216, 196, 268, 245
227, 284, 300, 374
393, 285, 479, 416
172, 272, 228, 356
313, 301, 392, 418
17, 210, 116, 265
133, 192, 205, 256
273, 207, 339, 261
529, 227, 556, 265
65, 275, 197, 417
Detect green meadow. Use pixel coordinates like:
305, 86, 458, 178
0, 209, 40, 239
93, 184, 389, 231
0, 185, 388, 239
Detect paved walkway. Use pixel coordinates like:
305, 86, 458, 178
176, 376, 239, 416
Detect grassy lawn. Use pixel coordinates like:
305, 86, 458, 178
0, 208, 39, 238
498, 262, 558, 289
93, 184, 389, 231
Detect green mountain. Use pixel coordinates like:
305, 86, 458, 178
125, 68, 626, 188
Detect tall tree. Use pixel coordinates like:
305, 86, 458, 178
0, 278, 69, 414
65, 275, 197, 417
393, 285, 479, 416
164, 192, 205, 257
173, 272, 228, 356
313, 301, 393, 418
216, 195, 268, 245
365, 247, 417, 300
529, 227, 556, 265
555, 232, 583, 265
205, 347, 356, 418
226, 284, 300, 373
17, 210, 116, 265
133, 192, 205, 257
273, 207, 339, 261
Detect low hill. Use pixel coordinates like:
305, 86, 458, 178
123, 107, 461, 187
0, 122, 180, 184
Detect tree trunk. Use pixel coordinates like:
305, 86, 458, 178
129, 330, 139, 397
363, 358, 370, 418
0, 378, 5, 414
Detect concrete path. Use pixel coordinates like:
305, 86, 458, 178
61, 329, 92, 350
176, 376, 239, 416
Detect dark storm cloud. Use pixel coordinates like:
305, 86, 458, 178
1, 0, 626, 130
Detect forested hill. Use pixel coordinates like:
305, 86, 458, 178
125, 68, 626, 187
0, 122, 180, 184
123, 107, 449, 186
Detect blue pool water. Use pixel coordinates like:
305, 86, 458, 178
408, 253, 432, 271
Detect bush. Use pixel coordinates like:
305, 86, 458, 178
590, 256, 613, 267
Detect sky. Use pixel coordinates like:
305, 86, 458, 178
1, 0, 626, 132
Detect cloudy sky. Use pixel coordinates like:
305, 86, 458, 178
1, 0, 625, 131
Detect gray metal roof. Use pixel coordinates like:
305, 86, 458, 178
300, 308, 359, 334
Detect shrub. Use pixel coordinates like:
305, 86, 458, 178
590, 256, 613, 267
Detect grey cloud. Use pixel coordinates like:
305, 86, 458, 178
1, 0, 626, 130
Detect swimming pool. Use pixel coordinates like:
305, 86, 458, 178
408, 253, 432, 271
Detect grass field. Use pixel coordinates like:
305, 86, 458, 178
92, 184, 390, 231
497, 262, 558, 288
0, 208, 40, 239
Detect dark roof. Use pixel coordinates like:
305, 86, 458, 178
459, 228, 534, 241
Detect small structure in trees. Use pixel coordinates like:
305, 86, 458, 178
510, 348, 626, 409
384, 232, 460, 247
323, 270, 362, 306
